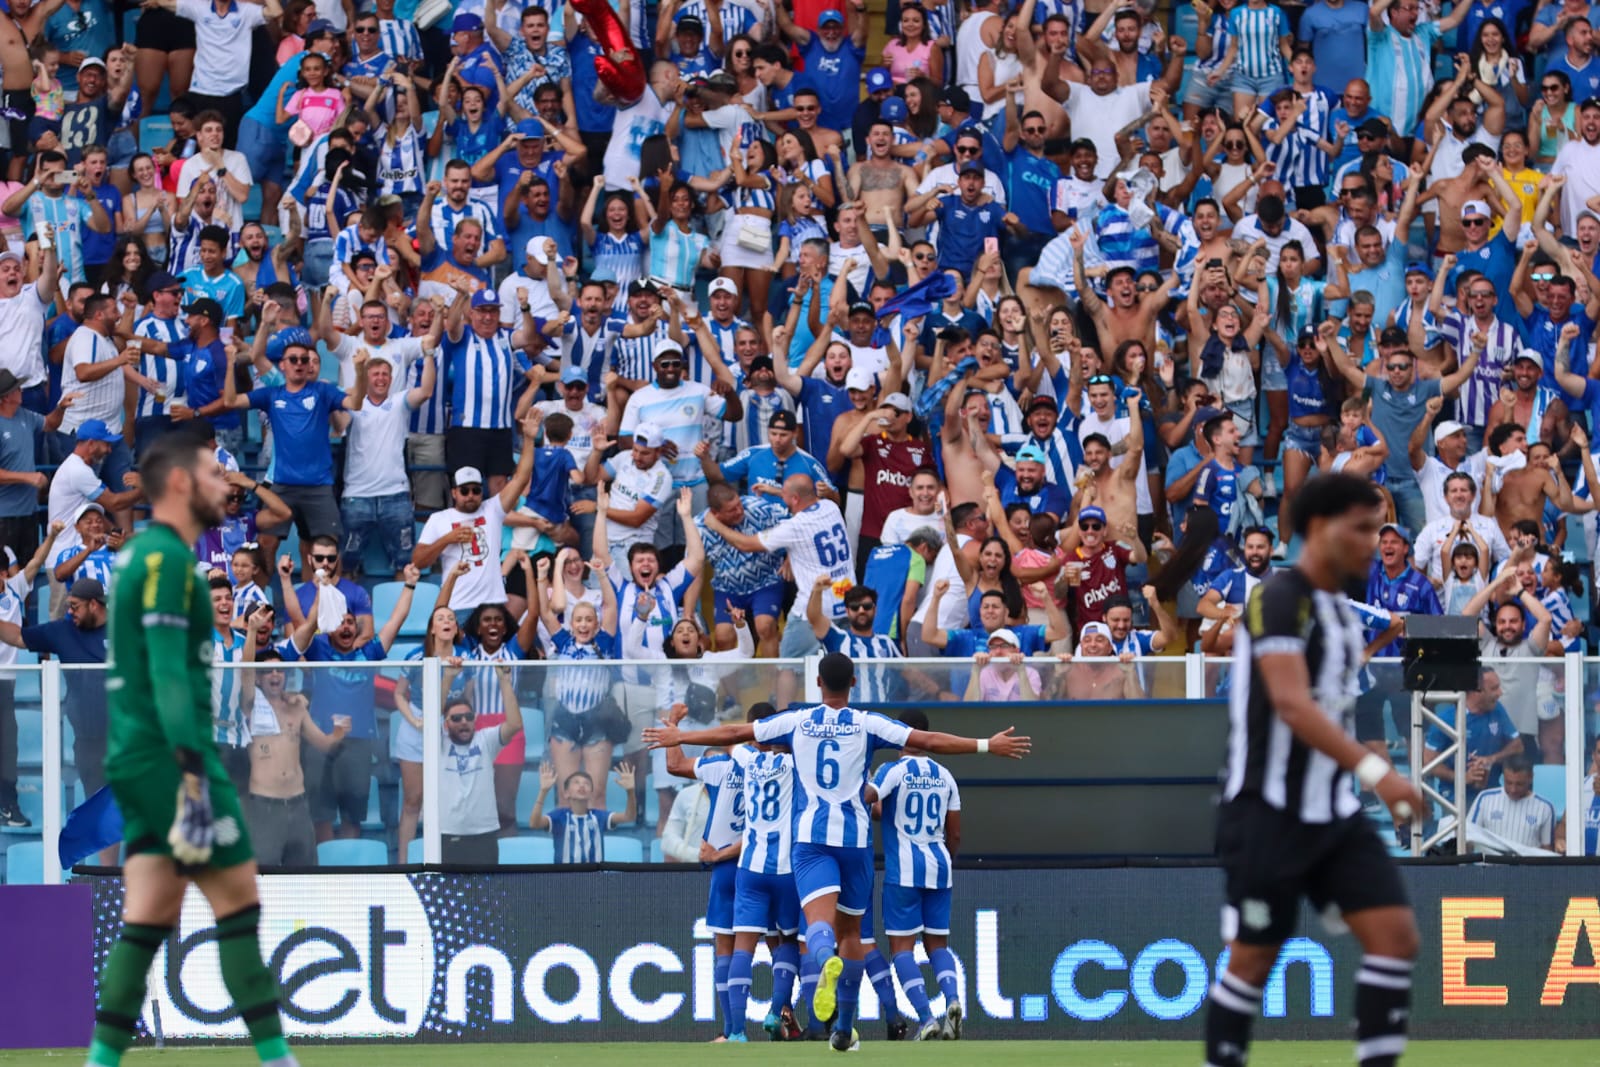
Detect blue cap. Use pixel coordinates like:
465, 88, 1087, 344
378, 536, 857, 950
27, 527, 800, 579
880, 96, 907, 122
1015, 444, 1048, 464
1079, 505, 1108, 525
560, 365, 588, 385
1380, 522, 1412, 541
1405, 260, 1434, 279
470, 289, 501, 309
865, 68, 892, 94
75, 419, 119, 444
265, 326, 313, 363
591, 265, 617, 283
452, 12, 483, 32
817, 8, 844, 24
515, 118, 543, 139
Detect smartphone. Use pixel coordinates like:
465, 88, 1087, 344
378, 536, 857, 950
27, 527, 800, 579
984, 237, 1000, 257
56, 170, 78, 184
1206, 257, 1224, 270
219, 326, 235, 345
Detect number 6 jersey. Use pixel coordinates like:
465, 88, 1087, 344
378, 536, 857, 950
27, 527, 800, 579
753, 705, 912, 847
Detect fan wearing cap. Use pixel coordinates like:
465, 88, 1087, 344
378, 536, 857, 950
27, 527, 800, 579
655, 10, 719, 74
903, 159, 1006, 277
987, 443, 1070, 521
58, 292, 140, 508
1498, 347, 1570, 451
834, 387, 930, 552
603, 279, 686, 413
1059, 620, 1143, 700
961, 625, 1043, 702
437, 286, 541, 491
1439, 177, 1522, 311
50, 499, 120, 587
45, 418, 143, 571
705, 406, 835, 497
773, 4, 866, 132
475, 115, 586, 235
1517, 244, 1600, 384
916, 125, 1003, 207
582, 419, 676, 553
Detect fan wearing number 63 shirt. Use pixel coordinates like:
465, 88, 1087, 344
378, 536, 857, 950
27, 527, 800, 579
644, 652, 1029, 1052
701, 473, 854, 661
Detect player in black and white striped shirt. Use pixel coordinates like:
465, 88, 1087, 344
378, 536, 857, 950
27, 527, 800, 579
1205, 473, 1425, 1067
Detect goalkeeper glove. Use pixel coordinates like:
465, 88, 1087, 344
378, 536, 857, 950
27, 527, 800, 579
168, 747, 214, 866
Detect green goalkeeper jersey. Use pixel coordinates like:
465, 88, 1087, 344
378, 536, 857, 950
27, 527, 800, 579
106, 522, 217, 774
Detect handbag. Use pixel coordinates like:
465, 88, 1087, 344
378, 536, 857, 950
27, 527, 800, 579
288, 119, 314, 148
735, 214, 770, 253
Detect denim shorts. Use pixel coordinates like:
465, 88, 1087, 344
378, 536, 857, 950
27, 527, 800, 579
236, 116, 287, 187
1284, 422, 1324, 459
1184, 72, 1231, 109
1229, 70, 1286, 98
1259, 354, 1288, 391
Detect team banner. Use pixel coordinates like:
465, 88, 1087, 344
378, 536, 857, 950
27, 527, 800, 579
81, 865, 1600, 1044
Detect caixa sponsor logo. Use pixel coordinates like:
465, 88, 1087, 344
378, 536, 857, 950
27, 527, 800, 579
143, 876, 434, 1039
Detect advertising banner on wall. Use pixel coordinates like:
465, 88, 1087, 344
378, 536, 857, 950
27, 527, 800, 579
79, 865, 1600, 1045
0, 885, 95, 1048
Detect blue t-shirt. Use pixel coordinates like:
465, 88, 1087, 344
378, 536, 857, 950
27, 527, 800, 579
933, 194, 1006, 276
1003, 143, 1061, 236
1193, 458, 1244, 528
1424, 701, 1520, 803
286, 634, 386, 737
20, 620, 107, 732
526, 443, 578, 523
1525, 306, 1594, 386
1297, 0, 1370, 95
993, 464, 1071, 517
1365, 560, 1442, 655
795, 376, 850, 457
1445, 231, 1520, 324
171, 339, 239, 431
941, 623, 1049, 657
247, 379, 348, 485
81, 182, 121, 267
799, 39, 864, 129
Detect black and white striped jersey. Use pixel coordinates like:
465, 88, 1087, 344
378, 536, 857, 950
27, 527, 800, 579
1222, 568, 1367, 824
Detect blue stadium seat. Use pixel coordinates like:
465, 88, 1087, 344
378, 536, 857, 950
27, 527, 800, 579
1172, 3, 1200, 48
516, 769, 541, 826
316, 838, 389, 866
138, 116, 173, 152
242, 182, 263, 224
522, 708, 545, 762
15, 710, 41, 768
499, 836, 555, 864
406, 838, 425, 863
373, 581, 440, 637
1533, 764, 1566, 816
14, 649, 39, 704
3, 841, 43, 884
650, 838, 663, 863
605, 836, 644, 863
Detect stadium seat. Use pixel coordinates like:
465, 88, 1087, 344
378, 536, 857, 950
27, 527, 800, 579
406, 838, 425, 863
605, 836, 644, 863
649, 838, 663, 863
316, 838, 389, 866
499, 836, 555, 864
14, 649, 39, 704
3, 841, 43, 884
1171, 3, 1200, 48
138, 116, 173, 152
522, 708, 545, 762
15, 710, 41, 768
373, 581, 440, 637
516, 769, 541, 826
1533, 764, 1566, 815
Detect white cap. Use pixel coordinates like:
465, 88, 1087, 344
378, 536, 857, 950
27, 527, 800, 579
72, 500, 107, 524
845, 367, 877, 392
653, 339, 684, 361
882, 392, 912, 412
708, 277, 738, 297
633, 421, 665, 448
1461, 199, 1492, 220
1433, 420, 1466, 445
988, 627, 1021, 649
453, 466, 485, 487
525, 237, 553, 264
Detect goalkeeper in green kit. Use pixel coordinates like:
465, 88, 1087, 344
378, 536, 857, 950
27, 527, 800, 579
88, 429, 299, 1067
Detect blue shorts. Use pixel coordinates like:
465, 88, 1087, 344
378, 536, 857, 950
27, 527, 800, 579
1229, 70, 1286, 98
714, 581, 785, 624
1284, 422, 1324, 460
883, 885, 953, 937
1184, 71, 1231, 109
859, 881, 877, 945
236, 116, 288, 186
734, 867, 801, 935
706, 857, 737, 934
792, 842, 874, 914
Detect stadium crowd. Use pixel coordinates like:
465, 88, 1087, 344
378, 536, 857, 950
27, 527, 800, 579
0, 0, 1595, 865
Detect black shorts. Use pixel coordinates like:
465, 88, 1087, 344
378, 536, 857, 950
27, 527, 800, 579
1215, 797, 1408, 945
445, 427, 516, 479
135, 8, 197, 51
301, 736, 376, 828
548, 701, 631, 748
259, 483, 343, 542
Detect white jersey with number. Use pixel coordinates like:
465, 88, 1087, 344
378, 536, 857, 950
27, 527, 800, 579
752, 704, 910, 848
757, 499, 854, 620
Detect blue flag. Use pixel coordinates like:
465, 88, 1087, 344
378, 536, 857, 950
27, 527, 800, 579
59, 785, 123, 869
874, 271, 960, 325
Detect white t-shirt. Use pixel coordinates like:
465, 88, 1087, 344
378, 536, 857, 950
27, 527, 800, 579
604, 452, 673, 551
1230, 215, 1318, 274
59, 325, 124, 431
439, 724, 507, 835
498, 271, 556, 322
331, 333, 428, 391
879, 507, 943, 547
1552, 137, 1600, 238
176, 0, 263, 96
1064, 82, 1151, 179
619, 380, 726, 487
1416, 451, 1489, 525
910, 533, 970, 630
1414, 512, 1510, 582
176, 150, 253, 233
418, 495, 509, 609
343, 392, 416, 499
603, 89, 671, 192
0, 284, 50, 388
46, 452, 103, 553
533, 399, 606, 469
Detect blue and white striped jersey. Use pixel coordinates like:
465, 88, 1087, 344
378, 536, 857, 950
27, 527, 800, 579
550, 807, 613, 863
406, 343, 448, 435
1466, 786, 1556, 849
333, 222, 393, 272
606, 311, 673, 383
726, 389, 795, 454
873, 755, 961, 889
212, 627, 250, 747
462, 636, 526, 717
444, 327, 520, 429
377, 127, 427, 199
592, 231, 647, 301
820, 625, 902, 704
133, 313, 188, 419
696, 494, 789, 595
377, 17, 423, 64
752, 704, 911, 847
738, 747, 799, 875
648, 223, 710, 291
695, 748, 748, 851
549, 628, 616, 713
427, 197, 504, 252
1227, 4, 1289, 80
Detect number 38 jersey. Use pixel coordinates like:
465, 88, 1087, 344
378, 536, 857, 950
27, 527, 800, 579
874, 756, 962, 890
737, 748, 800, 875
753, 704, 911, 847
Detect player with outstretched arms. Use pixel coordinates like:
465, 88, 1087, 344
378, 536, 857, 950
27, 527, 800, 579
645, 651, 1029, 1052
88, 428, 301, 1067
865, 708, 964, 1042
1204, 472, 1425, 1067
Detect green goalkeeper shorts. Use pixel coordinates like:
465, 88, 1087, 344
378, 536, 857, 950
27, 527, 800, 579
110, 758, 256, 871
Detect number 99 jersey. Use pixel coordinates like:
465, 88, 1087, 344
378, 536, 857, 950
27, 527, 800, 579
873, 756, 961, 890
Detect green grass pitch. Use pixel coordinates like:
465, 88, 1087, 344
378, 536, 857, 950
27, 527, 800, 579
4, 1043, 1600, 1066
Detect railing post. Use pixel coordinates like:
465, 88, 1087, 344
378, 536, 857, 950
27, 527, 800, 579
422, 656, 442, 865
41, 661, 62, 884
1564, 653, 1584, 857
1184, 653, 1205, 701
803, 654, 822, 703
